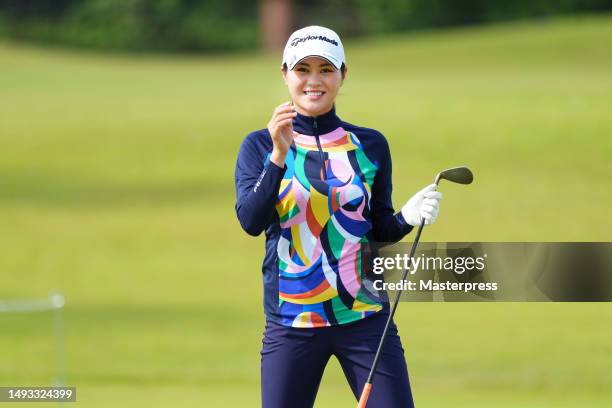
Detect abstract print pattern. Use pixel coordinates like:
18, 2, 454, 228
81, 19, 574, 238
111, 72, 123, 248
274, 127, 383, 327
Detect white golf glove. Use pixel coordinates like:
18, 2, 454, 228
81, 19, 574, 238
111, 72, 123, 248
401, 184, 442, 226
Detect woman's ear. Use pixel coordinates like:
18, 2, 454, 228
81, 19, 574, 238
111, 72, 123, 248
281, 66, 288, 85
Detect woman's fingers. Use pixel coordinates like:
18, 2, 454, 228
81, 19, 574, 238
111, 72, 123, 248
269, 103, 296, 136
267, 102, 296, 157
421, 210, 438, 225
421, 204, 436, 214
274, 101, 293, 110
421, 205, 439, 223
273, 118, 295, 131
273, 111, 297, 124
424, 191, 442, 200
273, 101, 290, 111
423, 198, 439, 207
273, 102, 295, 116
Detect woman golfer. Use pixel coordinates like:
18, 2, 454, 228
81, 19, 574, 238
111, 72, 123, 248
235, 26, 441, 408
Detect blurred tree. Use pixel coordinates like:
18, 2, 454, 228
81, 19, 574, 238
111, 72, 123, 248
260, 0, 293, 51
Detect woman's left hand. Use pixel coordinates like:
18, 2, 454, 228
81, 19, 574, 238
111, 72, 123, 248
401, 184, 442, 226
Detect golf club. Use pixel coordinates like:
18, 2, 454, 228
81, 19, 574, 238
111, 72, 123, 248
357, 166, 474, 408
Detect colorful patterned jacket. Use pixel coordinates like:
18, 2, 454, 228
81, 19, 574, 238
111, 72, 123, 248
235, 107, 413, 328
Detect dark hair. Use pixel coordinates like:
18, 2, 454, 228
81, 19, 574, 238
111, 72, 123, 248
282, 62, 347, 80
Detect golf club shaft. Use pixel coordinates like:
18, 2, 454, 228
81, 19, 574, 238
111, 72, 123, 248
357, 218, 426, 408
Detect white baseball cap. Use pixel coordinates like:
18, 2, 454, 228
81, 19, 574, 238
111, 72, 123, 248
282, 26, 346, 71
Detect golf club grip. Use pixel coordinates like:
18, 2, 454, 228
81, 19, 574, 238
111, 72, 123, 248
357, 383, 372, 408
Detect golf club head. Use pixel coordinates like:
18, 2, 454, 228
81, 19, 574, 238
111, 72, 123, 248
434, 166, 474, 185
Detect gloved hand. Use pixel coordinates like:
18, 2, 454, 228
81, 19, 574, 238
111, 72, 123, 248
401, 184, 442, 226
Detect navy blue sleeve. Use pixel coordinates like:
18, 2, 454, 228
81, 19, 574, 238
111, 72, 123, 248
370, 133, 414, 243
234, 132, 285, 236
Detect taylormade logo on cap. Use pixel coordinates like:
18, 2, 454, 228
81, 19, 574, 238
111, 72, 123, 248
282, 26, 345, 70
290, 35, 339, 47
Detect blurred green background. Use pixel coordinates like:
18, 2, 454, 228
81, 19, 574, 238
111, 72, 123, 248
1, 3, 612, 407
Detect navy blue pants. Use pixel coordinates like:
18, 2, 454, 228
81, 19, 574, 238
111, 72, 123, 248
261, 312, 415, 407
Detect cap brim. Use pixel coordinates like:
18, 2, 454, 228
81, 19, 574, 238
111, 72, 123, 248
289, 54, 342, 70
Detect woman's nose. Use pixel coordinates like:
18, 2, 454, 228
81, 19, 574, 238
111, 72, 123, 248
306, 72, 323, 85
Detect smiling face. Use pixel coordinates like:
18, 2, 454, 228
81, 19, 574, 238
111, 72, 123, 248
282, 57, 346, 117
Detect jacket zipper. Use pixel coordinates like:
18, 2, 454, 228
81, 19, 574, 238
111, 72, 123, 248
313, 118, 326, 180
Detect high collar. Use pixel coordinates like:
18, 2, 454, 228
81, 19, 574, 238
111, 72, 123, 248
293, 106, 342, 136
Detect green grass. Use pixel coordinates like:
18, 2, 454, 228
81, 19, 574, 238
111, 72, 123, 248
1, 15, 611, 407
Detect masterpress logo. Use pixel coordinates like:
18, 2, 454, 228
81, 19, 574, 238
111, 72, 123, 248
372, 253, 487, 275
291, 35, 339, 47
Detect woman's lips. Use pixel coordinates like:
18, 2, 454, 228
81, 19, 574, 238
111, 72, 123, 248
304, 90, 325, 100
